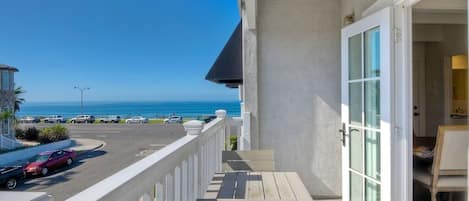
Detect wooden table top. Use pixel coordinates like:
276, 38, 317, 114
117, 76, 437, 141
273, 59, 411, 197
201, 172, 313, 201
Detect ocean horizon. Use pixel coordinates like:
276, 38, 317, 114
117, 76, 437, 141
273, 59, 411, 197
16, 101, 241, 118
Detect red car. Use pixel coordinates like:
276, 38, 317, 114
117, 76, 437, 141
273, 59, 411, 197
24, 150, 77, 176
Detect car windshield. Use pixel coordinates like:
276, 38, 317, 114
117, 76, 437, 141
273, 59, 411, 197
32, 155, 49, 162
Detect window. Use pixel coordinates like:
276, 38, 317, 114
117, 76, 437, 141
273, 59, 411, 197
1, 71, 10, 90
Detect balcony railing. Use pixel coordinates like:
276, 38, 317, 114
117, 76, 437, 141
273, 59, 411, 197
66, 109, 237, 201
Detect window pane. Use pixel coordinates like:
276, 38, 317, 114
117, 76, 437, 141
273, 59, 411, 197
349, 127, 362, 172
349, 82, 362, 126
365, 130, 380, 180
1, 72, 9, 90
349, 34, 362, 80
365, 27, 380, 78
365, 179, 380, 201
350, 172, 363, 201
365, 80, 380, 128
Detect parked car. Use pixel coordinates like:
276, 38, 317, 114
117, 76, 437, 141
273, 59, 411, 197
164, 116, 183, 124
24, 150, 77, 176
125, 116, 148, 124
197, 115, 217, 123
70, 115, 96, 124
43, 115, 66, 123
97, 115, 121, 123
0, 166, 24, 190
19, 116, 40, 124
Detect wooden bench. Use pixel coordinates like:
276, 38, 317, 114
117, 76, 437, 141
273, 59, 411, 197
222, 150, 275, 172
200, 172, 314, 201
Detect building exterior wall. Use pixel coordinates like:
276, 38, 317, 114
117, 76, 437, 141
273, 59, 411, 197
241, 0, 342, 196
341, 0, 377, 26
0, 70, 16, 139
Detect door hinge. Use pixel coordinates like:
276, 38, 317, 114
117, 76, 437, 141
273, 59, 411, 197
394, 27, 402, 43
394, 126, 402, 136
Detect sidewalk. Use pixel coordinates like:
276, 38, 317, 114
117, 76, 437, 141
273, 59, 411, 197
70, 138, 106, 155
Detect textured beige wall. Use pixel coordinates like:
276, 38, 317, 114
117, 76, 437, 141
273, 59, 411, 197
341, 0, 377, 26
255, 0, 342, 197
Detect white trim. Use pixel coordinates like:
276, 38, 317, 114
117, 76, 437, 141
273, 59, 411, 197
393, 3, 414, 201
243, 0, 256, 30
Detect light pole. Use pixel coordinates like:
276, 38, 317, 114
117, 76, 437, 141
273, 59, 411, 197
74, 86, 90, 115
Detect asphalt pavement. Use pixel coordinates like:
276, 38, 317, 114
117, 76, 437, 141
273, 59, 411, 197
14, 124, 186, 201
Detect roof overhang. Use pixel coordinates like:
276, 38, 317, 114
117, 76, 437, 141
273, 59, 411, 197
0, 64, 18, 72
205, 21, 242, 88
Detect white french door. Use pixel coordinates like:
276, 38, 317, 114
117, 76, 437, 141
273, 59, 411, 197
341, 7, 393, 201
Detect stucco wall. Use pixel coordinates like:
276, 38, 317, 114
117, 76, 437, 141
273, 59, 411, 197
255, 0, 342, 197
341, 0, 377, 26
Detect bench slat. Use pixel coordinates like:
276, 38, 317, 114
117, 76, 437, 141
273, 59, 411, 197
284, 172, 314, 201
273, 172, 296, 199
218, 172, 237, 198
247, 172, 264, 199
261, 172, 280, 199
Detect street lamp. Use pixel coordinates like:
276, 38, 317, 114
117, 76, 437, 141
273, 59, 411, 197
74, 86, 90, 115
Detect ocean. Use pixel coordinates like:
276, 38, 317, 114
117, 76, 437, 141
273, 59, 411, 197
16, 101, 241, 119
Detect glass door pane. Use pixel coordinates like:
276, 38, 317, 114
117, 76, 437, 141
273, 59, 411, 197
347, 27, 381, 201
365, 27, 380, 78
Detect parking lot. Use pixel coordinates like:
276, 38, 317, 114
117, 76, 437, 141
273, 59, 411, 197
14, 124, 186, 201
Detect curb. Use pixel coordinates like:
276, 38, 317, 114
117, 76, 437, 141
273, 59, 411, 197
72, 139, 106, 156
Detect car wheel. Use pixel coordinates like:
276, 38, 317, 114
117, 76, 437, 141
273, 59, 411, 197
5, 178, 17, 190
41, 168, 48, 176
67, 158, 73, 166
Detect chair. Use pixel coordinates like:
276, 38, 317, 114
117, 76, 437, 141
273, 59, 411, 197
414, 125, 469, 201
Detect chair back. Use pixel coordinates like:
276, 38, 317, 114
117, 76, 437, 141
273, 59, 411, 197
433, 125, 469, 176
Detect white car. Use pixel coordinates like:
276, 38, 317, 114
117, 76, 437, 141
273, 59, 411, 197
19, 116, 40, 123
164, 116, 183, 124
125, 116, 148, 124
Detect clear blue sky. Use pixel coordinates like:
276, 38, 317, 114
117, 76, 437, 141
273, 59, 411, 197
0, 0, 240, 102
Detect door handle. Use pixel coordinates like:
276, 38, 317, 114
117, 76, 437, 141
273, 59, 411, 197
339, 123, 348, 146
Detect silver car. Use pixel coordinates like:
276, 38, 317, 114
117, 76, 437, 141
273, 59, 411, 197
43, 115, 65, 123
125, 116, 148, 124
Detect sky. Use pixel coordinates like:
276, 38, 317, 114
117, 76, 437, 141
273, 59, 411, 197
0, 0, 240, 102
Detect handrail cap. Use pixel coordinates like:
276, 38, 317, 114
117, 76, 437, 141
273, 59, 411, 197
183, 120, 204, 135
215, 110, 227, 119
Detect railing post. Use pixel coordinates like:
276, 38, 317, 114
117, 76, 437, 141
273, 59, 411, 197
183, 120, 204, 136
240, 112, 251, 150
216, 110, 226, 172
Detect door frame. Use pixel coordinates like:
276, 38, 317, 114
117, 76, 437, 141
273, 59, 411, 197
341, 1, 420, 200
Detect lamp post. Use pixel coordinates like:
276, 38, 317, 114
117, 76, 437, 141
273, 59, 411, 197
74, 86, 90, 115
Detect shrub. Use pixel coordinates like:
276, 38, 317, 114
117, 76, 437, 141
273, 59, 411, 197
24, 127, 40, 141
39, 125, 69, 144
229, 135, 238, 151
15, 128, 25, 139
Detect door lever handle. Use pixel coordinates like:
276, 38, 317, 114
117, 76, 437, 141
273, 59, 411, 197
339, 123, 348, 146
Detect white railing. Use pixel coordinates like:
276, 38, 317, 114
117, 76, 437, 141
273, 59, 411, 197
0, 134, 22, 150
66, 110, 232, 201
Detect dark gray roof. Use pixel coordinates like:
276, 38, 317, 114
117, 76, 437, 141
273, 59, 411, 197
205, 21, 242, 88
0, 64, 18, 72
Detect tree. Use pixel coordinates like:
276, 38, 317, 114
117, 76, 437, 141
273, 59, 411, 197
0, 110, 12, 121
14, 86, 25, 113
